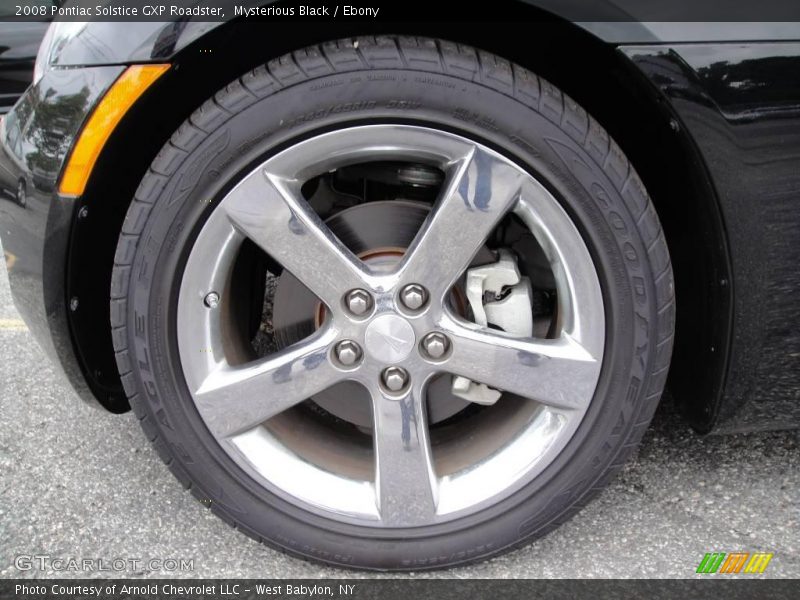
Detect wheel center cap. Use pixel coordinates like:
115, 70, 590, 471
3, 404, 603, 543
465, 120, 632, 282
365, 314, 415, 363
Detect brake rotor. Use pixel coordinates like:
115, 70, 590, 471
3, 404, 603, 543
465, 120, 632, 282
272, 200, 493, 428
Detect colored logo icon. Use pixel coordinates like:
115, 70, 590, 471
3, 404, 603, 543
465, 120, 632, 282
696, 552, 773, 574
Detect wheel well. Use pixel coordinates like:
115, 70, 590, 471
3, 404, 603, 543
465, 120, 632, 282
68, 14, 731, 428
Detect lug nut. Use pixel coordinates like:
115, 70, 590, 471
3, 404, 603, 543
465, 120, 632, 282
344, 289, 372, 316
334, 340, 362, 367
421, 332, 450, 360
204, 292, 220, 308
382, 366, 409, 392
400, 284, 428, 311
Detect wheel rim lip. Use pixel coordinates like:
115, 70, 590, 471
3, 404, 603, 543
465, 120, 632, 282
176, 124, 605, 528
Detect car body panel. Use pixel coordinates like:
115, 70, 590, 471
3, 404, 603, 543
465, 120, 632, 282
0, 64, 124, 409
620, 44, 800, 433
43, 21, 219, 66
0, 13, 798, 430
0, 22, 49, 114
578, 22, 800, 44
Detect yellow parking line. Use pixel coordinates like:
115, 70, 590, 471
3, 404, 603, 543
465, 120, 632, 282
0, 318, 27, 331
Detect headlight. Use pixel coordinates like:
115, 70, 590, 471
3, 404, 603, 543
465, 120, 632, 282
32, 21, 88, 86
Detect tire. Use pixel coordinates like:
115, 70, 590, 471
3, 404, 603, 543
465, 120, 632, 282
16, 179, 26, 207
111, 36, 674, 570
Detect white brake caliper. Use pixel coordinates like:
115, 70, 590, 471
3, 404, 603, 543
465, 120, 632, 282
452, 249, 534, 405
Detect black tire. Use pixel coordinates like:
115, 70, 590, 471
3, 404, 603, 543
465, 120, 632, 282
16, 179, 26, 207
111, 36, 674, 570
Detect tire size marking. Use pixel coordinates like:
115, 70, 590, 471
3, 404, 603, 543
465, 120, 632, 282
452, 108, 500, 132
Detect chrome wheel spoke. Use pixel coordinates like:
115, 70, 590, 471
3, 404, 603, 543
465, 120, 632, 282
398, 146, 524, 302
224, 170, 367, 306
370, 384, 438, 526
193, 331, 341, 438
442, 321, 601, 411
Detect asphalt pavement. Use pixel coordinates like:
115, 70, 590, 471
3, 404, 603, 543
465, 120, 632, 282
0, 240, 797, 579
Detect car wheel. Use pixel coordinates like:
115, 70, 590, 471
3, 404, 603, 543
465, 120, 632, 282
111, 36, 674, 570
16, 179, 26, 207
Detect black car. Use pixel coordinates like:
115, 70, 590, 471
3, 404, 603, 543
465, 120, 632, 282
0, 20, 49, 205
1, 3, 799, 571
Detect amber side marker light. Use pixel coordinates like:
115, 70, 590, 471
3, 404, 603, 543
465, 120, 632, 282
59, 64, 170, 196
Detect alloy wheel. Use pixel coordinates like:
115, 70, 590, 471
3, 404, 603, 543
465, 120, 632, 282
177, 125, 605, 527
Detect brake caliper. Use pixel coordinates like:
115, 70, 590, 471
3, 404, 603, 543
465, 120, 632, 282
452, 249, 533, 405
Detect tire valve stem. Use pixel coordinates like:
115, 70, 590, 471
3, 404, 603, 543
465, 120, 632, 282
204, 292, 220, 308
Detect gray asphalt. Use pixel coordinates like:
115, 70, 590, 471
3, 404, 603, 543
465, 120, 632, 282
0, 241, 798, 579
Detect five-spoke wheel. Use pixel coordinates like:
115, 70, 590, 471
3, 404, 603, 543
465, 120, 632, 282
178, 126, 604, 526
